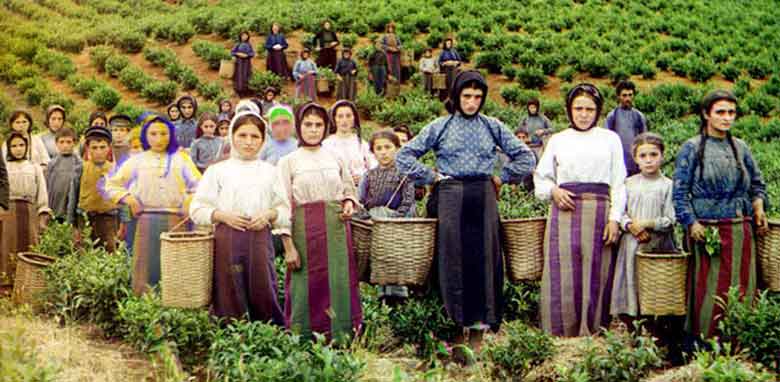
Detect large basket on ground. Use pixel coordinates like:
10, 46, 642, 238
432, 73, 447, 90
160, 229, 214, 309
350, 218, 373, 283
636, 250, 689, 316
758, 219, 780, 291
400, 50, 414, 67
12, 252, 55, 307
317, 77, 330, 93
218, 59, 234, 79
369, 218, 437, 286
501, 217, 546, 282
386, 81, 400, 99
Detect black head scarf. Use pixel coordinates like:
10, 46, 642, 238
565, 83, 603, 131
176, 95, 199, 120
5, 131, 29, 162
295, 102, 330, 147
445, 70, 488, 118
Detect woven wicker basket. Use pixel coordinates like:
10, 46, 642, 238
386, 81, 400, 99
350, 218, 373, 283
636, 251, 688, 316
12, 252, 55, 307
400, 50, 414, 67
218, 59, 234, 79
758, 219, 780, 291
370, 218, 437, 286
501, 217, 546, 282
432, 73, 447, 90
160, 231, 214, 309
317, 77, 330, 93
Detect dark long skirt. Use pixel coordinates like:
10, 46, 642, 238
336, 74, 357, 101
685, 217, 756, 338
541, 182, 616, 337
434, 178, 503, 329
233, 57, 252, 96
266, 49, 290, 79
423, 73, 434, 95
284, 201, 362, 343
0, 200, 37, 286
295, 73, 317, 102
316, 47, 337, 70
440, 66, 460, 101
386, 52, 401, 82
370, 66, 387, 96
213, 224, 284, 324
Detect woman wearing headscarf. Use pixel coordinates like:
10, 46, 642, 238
293, 49, 318, 102
39, 104, 67, 158
314, 20, 339, 70
382, 22, 402, 83
278, 102, 362, 343
264, 22, 291, 80
533, 83, 627, 337
190, 111, 290, 322
673, 90, 769, 338
231, 31, 256, 97
396, 71, 536, 356
438, 38, 462, 101
334, 48, 358, 101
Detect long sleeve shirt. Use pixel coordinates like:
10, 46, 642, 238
277, 148, 359, 207
231, 42, 255, 58
419, 57, 438, 74
619, 174, 675, 233
7, 160, 51, 215
322, 134, 377, 180
605, 107, 648, 176
382, 34, 401, 52
190, 136, 224, 170
174, 118, 198, 149
0, 154, 8, 210
334, 59, 358, 76
189, 157, 291, 235
438, 49, 462, 67
259, 137, 298, 166
39, 131, 58, 159
314, 31, 338, 49
264, 33, 289, 51
358, 164, 415, 217
292, 59, 317, 81
66, 160, 119, 223
45, 153, 81, 218
519, 115, 553, 146
103, 150, 201, 213
672, 135, 768, 227
396, 113, 536, 185
533, 127, 628, 222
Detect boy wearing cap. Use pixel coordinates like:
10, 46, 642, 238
109, 114, 133, 165
67, 126, 122, 252
45, 127, 81, 222
259, 105, 297, 165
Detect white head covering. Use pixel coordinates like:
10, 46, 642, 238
235, 99, 261, 115
228, 110, 268, 160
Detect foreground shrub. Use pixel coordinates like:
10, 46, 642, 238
516, 66, 549, 89
248, 71, 284, 95
388, 292, 459, 357
718, 287, 780, 372
141, 80, 178, 105
693, 341, 775, 382
484, 320, 555, 381
104, 55, 130, 77
90, 85, 121, 110
0, 326, 58, 381
192, 40, 231, 70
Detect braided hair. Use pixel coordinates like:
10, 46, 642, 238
696, 90, 745, 197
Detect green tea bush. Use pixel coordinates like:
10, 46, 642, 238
89, 46, 114, 72
718, 288, 780, 372
141, 80, 178, 105
685, 55, 717, 83
90, 85, 121, 110
760, 74, 780, 97
388, 292, 459, 357
516, 66, 549, 89
721, 62, 742, 82
503, 281, 541, 324
248, 71, 284, 95
743, 91, 775, 117
355, 87, 384, 119
32, 49, 76, 80
693, 341, 775, 382
66, 75, 102, 97
118, 66, 151, 92
373, 89, 441, 126
21, 80, 50, 106
609, 66, 630, 85
500, 84, 541, 106
474, 51, 509, 74
39, 93, 75, 116
116, 29, 146, 53
104, 55, 130, 77
143, 46, 177, 67
197, 81, 224, 101
192, 39, 231, 70
557, 66, 576, 83
117, 293, 217, 366
581, 52, 610, 77
179, 67, 201, 91
43, 246, 132, 334
484, 320, 554, 381
112, 102, 145, 123
502, 65, 517, 80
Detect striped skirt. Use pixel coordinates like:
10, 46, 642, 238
685, 217, 757, 338
386, 51, 401, 81
436, 178, 503, 328
541, 183, 616, 337
295, 73, 317, 102
284, 201, 362, 342
212, 224, 283, 324
0, 200, 38, 285
131, 211, 183, 295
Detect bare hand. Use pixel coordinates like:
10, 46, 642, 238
73, 229, 82, 245
214, 210, 251, 231
754, 200, 769, 236
125, 196, 143, 217
690, 222, 706, 242
248, 210, 275, 231
491, 175, 502, 197
351, 174, 360, 187
117, 224, 127, 240
552, 186, 576, 211
285, 246, 301, 271
603, 221, 620, 245
342, 200, 355, 218
628, 222, 650, 243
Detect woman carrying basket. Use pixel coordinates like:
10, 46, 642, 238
673, 89, 769, 339
533, 84, 627, 337
104, 116, 201, 295
396, 70, 536, 359
190, 111, 289, 323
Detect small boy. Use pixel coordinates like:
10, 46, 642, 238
259, 105, 297, 165
109, 114, 133, 165
67, 126, 122, 253
419, 48, 438, 95
46, 127, 81, 222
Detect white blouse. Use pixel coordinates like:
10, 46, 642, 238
7, 160, 51, 215
277, 148, 359, 207
189, 158, 291, 235
322, 134, 377, 180
3, 135, 51, 167
534, 127, 627, 222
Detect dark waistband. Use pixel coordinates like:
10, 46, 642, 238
443, 174, 492, 182
559, 182, 610, 196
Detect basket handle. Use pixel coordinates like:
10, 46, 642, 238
168, 216, 192, 233
384, 175, 409, 209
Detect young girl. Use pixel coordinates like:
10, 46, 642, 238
3, 111, 50, 168
174, 95, 198, 149
358, 129, 414, 218
217, 99, 233, 121
293, 48, 318, 102
419, 48, 438, 95
322, 100, 377, 186
167, 103, 181, 124
611, 133, 676, 320
104, 116, 201, 295
0, 132, 51, 284
278, 102, 362, 342
190, 113, 224, 173
217, 115, 230, 139
190, 111, 290, 322
39, 104, 66, 158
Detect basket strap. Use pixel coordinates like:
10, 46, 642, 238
384, 175, 409, 209
168, 216, 192, 233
